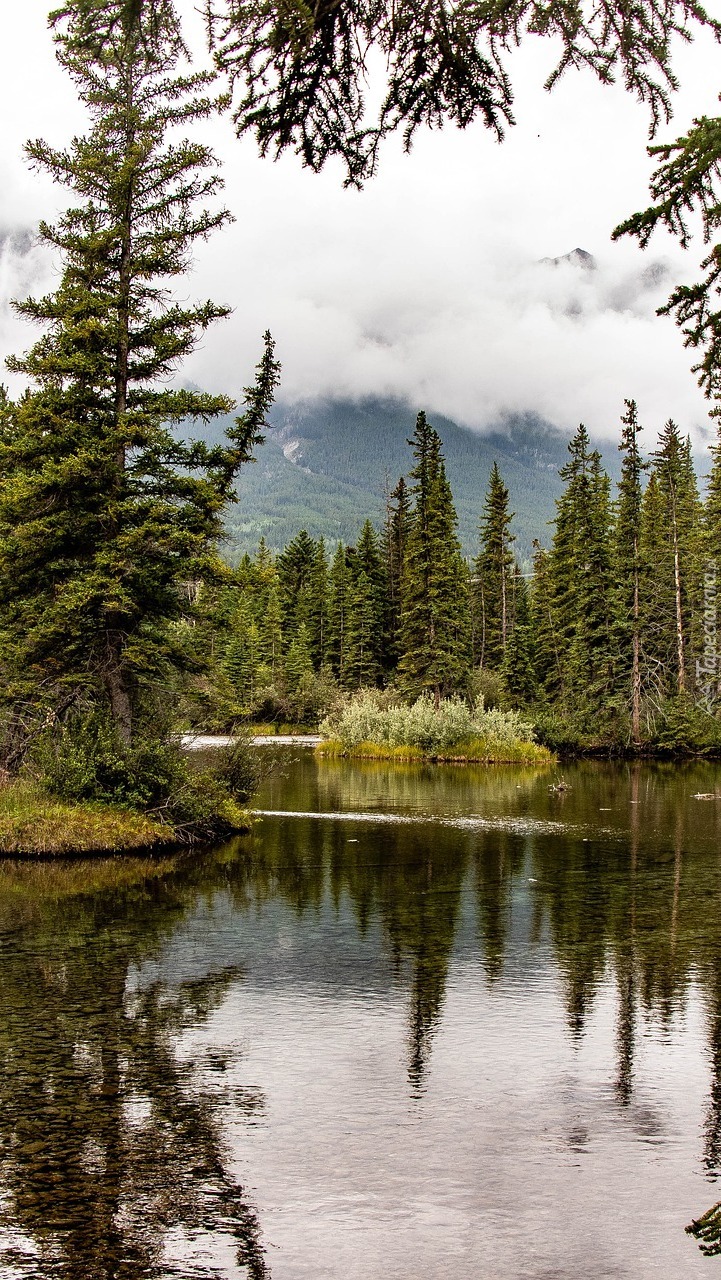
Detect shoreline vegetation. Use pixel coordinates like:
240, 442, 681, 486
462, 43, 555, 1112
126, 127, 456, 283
0, 780, 253, 859
316, 739, 551, 764
316, 692, 553, 766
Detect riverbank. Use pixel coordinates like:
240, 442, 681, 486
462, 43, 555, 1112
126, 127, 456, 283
0, 782, 252, 858
316, 737, 554, 765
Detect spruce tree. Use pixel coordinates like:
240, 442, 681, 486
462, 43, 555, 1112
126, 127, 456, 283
548, 426, 614, 713
502, 569, 537, 704
570, 450, 614, 707
382, 476, 411, 667
398, 413, 471, 704
251, 539, 283, 681
307, 537, 330, 668
643, 420, 702, 697
354, 519, 387, 675
0, 0, 279, 744
284, 622, 314, 697
703, 422, 721, 704
276, 530, 317, 649
473, 462, 515, 669
346, 570, 381, 687
613, 400, 646, 741
529, 541, 560, 698
328, 542, 352, 683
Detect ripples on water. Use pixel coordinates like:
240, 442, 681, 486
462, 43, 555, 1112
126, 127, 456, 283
0, 755, 720, 1278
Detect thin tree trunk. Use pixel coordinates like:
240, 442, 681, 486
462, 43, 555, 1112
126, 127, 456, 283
106, 62, 135, 742
104, 639, 133, 745
501, 560, 507, 654
671, 502, 686, 693
632, 537, 641, 743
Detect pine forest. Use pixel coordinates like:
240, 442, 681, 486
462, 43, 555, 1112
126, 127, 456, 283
181, 403, 721, 755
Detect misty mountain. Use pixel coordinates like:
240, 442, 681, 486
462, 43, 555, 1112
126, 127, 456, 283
540, 247, 597, 271
210, 397, 613, 562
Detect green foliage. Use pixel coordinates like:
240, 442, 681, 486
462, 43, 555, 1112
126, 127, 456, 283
174, 398, 721, 758
687, 1201, 721, 1257
473, 462, 516, 669
382, 475, 411, 665
649, 695, 721, 754
467, 666, 507, 709
641, 420, 703, 700
203, 0, 718, 186
502, 569, 538, 704
29, 707, 259, 838
548, 425, 615, 711
319, 688, 538, 754
0, 0, 279, 749
613, 399, 646, 739
615, 114, 721, 402
398, 413, 471, 699
31, 709, 186, 810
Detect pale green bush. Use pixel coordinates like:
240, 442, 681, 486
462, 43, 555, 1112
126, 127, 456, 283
319, 690, 537, 752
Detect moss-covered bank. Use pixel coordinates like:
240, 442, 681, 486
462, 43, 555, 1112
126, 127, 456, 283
0, 783, 251, 858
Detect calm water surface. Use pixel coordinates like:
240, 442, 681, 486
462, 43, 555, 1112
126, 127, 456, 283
1, 754, 721, 1278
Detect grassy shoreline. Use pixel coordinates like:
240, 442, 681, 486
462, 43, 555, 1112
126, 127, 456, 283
316, 737, 554, 765
0, 783, 252, 859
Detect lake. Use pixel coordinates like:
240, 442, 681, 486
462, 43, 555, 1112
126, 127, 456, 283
1, 751, 720, 1278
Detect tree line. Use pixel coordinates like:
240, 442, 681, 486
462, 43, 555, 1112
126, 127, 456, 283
189, 403, 721, 751
2, 0, 720, 775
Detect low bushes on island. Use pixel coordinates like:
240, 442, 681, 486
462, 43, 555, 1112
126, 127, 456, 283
0, 706, 261, 857
317, 691, 553, 764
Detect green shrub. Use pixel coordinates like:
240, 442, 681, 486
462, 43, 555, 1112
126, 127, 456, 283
29, 708, 260, 839
318, 689, 539, 755
467, 667, 507, 710
650, 696, 721, 755
31, 709, 186, 809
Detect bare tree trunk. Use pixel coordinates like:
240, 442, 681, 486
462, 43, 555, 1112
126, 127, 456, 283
632, 538, 641, 743
672, 504, 686, 693
104, 639, 132, 745
501, 560, 507, 655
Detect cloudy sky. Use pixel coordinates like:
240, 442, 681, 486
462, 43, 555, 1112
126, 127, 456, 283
1, 1, 719, 445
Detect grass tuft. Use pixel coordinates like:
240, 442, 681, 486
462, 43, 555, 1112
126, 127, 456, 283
0, 781, 251, 857
317, 736, 552, 765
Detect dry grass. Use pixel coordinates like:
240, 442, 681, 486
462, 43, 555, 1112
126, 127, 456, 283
317, 737, 553, 765
0, 781, 172, 857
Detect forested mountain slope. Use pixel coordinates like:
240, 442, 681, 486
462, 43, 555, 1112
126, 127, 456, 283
217, 398, 594, 560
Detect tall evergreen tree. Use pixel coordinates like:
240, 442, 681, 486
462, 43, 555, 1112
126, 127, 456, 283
328, 542, 352, 683
382, 476, 411, 666
353, 519, 387, 674
548, 425, 614, 712
0, 0, 279, 744
307, 537, 330, 668
703, 421, 721, 705
346, 570, 381, 687
613, 400, 646, 741
398, 413, 470, 704
472, 462, 515, 669
643, 420, 702, 697
276, 530, 317, 648
502, 569, 537, 704
530, 540, 560, 698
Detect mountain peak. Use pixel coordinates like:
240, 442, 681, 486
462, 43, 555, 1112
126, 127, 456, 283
540, 247, 597, 270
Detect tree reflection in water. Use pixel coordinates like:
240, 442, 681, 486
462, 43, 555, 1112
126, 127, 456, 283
2, 756, 721, 1267
0, 857, 269, 1280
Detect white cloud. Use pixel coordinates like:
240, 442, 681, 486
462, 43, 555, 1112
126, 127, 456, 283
1, 1, 719, 445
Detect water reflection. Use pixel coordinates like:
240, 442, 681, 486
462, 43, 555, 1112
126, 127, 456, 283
0, 858, 268, 1279
0, 756, 720, 1275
